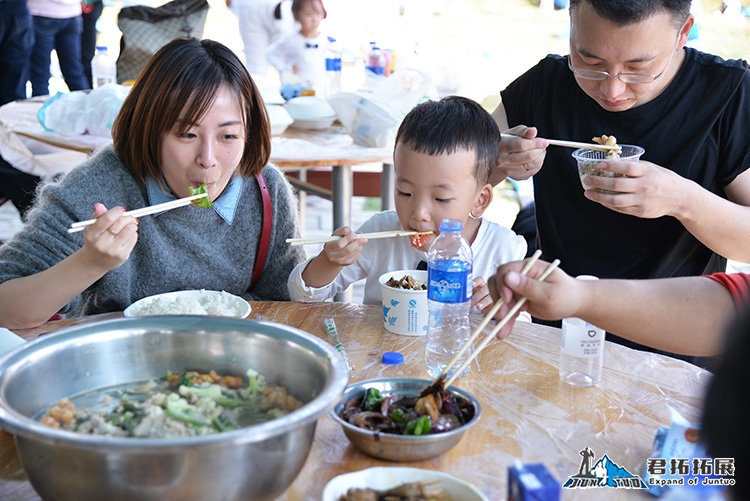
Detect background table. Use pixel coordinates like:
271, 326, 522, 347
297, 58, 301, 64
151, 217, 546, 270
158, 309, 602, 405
1, 302, 709, 500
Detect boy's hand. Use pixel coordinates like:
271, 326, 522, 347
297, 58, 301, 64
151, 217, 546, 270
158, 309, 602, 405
471, 276, 493, 311
321, 227, 365, 266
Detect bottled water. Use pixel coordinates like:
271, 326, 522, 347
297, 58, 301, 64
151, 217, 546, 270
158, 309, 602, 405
365, 42, 386, 77
91, 46, 117, 89
559, 276, 605, 386
324, 36, 342, 97
425, 219, 473, 379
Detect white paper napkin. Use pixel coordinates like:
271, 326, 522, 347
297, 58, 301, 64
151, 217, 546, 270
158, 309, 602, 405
0, 327, 25, 356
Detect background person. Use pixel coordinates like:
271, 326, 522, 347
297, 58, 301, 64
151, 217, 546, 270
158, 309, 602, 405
491, 0, 750, 361
0, 0, 40, 220
288, 96, 527, 309
266, 0, 329, 96
27, 0, 90, 96
227, 0, 296, 75
80, 0, 104, 89
0, 38, 305, 329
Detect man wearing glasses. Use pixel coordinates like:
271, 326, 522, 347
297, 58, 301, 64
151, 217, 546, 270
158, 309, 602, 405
490, 0, 750, 361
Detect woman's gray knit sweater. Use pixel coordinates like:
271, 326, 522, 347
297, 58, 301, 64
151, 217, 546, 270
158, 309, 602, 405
0, 145, 306, 316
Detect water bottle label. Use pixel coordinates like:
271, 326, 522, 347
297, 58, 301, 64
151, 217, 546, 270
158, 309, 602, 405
427, 263, 471, 304
365, 65, 385, 75
326, 58, 341, 72
561, 318, 604, 357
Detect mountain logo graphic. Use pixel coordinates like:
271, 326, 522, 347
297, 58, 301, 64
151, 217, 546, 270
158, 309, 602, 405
563, 448, 647, 490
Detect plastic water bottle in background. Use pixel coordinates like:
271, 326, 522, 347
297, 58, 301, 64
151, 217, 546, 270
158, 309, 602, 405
365, 41, 386, 77
559, 276, 605, 386
425, 218, 473, 379
91, 46, 117, 89
324, 36, 342, 97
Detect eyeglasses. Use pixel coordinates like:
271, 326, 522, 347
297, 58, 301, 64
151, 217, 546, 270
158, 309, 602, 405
567, 47, 676, 85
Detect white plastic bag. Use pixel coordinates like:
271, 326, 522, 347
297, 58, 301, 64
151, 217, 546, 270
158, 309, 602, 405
37, 91, 89, 135
82, 84, 131, 137
328, 69, 435, 148
37, 84, 131, 138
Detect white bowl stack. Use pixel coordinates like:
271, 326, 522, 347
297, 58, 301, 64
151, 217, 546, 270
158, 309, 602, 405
284, 96, 337, 130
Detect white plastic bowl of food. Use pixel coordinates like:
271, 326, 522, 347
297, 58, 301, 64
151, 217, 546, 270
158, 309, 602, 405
322, 467, 489, 501
123, 290, 251, 318
378, 270, 428, 336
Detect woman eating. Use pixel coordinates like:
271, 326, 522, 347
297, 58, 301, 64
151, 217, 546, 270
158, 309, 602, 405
0, 38, 305, 329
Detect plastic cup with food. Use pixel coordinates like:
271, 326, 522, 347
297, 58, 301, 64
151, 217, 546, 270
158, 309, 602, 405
378, 270, 428, 336
572, 145, 645, 193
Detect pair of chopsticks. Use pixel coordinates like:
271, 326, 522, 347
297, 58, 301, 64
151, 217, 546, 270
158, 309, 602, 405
500, 133, 620, 153
286, 230, 432, 247
438, 250, 561, 389
67, 193, 210, 234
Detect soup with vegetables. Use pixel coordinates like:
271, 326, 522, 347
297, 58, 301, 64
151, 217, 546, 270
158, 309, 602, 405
40, 369, 303, 438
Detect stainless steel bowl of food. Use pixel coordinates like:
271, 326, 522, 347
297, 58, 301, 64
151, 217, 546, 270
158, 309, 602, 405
0, 316, 350, 501
329, 378, 481, 462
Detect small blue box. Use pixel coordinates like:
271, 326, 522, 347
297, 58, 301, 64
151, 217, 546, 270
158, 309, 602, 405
508, 463, 560, 501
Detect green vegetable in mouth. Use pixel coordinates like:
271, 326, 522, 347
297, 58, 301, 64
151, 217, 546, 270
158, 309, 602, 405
188, 183, 213, 209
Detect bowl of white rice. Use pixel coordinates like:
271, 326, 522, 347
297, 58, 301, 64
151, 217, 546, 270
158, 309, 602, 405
123, 290, 252, 318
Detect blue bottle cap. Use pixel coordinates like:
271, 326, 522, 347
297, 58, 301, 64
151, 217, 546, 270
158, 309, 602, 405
382, 351, 404, 364
439, 218, 462, 232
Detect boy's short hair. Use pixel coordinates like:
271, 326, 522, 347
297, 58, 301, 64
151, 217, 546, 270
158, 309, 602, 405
395, 95, 499, 185
112, 38, 271, 187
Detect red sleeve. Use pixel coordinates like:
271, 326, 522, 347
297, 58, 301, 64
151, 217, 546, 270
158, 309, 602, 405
705, 272, 750, 310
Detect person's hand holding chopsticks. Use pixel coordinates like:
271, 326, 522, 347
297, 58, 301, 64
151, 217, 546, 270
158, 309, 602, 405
487, 256, 574, 339
493, 125, 548, 184
300, 226, 366, 289
80, 203, 139, 268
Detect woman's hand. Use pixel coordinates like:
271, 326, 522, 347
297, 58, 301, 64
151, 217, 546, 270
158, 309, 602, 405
80, 203, 138, 272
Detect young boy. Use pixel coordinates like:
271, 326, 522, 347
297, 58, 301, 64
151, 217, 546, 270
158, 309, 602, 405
287, 95, 527, 309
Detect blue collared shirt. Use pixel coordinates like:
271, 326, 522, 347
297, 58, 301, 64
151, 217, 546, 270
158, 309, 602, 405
145, 174, 243, 224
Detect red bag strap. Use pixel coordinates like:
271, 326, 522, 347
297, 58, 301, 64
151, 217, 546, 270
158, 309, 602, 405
249, 173, 272, 291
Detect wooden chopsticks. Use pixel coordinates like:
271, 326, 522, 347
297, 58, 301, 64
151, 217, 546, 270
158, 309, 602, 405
286, 230, 432, 246
67, 193, 210, 234
501, 133, 621, 152
441, 253, 561, 389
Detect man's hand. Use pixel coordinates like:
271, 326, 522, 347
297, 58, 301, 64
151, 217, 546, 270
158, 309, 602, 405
486, 258, 579, 339
492, 125, 549, 185
582, 159, 691, 219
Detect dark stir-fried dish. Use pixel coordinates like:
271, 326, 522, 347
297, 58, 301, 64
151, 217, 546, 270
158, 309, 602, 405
339, 387, 474, 436
385, 275, 426, 291
338, 481, 451, 501
40, 369, 303, 437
